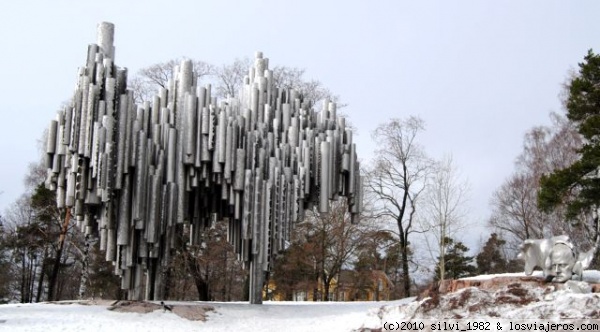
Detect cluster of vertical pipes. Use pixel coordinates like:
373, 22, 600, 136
44, 22, 362, 303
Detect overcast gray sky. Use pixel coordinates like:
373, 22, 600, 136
1, 0, 599, 249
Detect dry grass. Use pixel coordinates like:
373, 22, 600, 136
104, 300, 215, 321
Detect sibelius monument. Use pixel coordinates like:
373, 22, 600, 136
44, 22, 362, 304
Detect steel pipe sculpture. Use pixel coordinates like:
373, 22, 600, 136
44, 22, 362, 304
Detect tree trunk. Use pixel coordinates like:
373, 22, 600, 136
242, 275, 249, 302
227, 260, 234, 301
401, 242, 410, 297
35, 248, 48, 302
47, 246, 63, 301
194, 275, 209, 301
188, 254, 210, 301
20, 250, 26, 303
439, 243, 446, 283
313, 272, 320, 301
28, 256, 35, 302
323, 277, 330, 301
78, 235, 91, 299
163, 268, 172, 300
398, 216, 411, 298
48, 208, 71, 301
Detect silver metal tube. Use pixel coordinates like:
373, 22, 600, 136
102, 142, 113, 202
117, 173, 131, 246
83, 84, 97, 158
234, 148, 245, 191
348, 143, 356, 194
47, 120, 58, 155
252, 173, 263, 254
217, 110, 227, 163
134, 132, 147, 222
146, 171, 160, 244
167, 127, 176, 183
90, 122, 101, 178
242, 169, 253, 239
195, 88, 206, 167
179, 59, 193, 94
319, 141, 330, 213
106, 228, 116, 262
183, 92, 196, 165
224, 121, 233, 181
115, 94, 128, 188
97, 22, 115, 59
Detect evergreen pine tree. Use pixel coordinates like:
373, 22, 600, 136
476, 233, 509, 275
435, 237, 476, 280
539, 50, 600, 218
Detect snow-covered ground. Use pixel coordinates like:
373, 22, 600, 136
0, 299, 413, 332
2, 272, 600, 332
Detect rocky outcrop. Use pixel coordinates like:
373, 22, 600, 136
433, 276, 600, 295
406, 277, 600, 321
359, 274, 600, 331
439, 276, 546, 294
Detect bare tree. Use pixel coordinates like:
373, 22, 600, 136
353, 228, 396, 300
133, 57, 345, 109
272, 199, 367, 301
271, 65, 345, 108
365, 116, 433, 297
490, 174, 543, 245
4, 156, 82, 303
23, 129, 49, 192
133, 58, 214, 103
3, 195, 39, 303
489, 112, 583, 249
0, 214, 13, 303
295, 199, 365, 301
168, 221, 246, 301
213, 57, 252, 98
420, 155, 470, 282
128, 75, 156, 105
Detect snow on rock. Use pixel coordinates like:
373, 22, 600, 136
436, 275, 600, 295
357, 272, 600, 331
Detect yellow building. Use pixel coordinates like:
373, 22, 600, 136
265, 270, 393, 302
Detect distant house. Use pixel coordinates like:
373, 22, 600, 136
336, 270, 393, 301
266, 269, 393, 302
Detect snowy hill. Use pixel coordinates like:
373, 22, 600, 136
2, 272, 600, 332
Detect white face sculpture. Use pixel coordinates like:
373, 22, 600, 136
547, 243, 576, 282
518, 236, 580, 282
